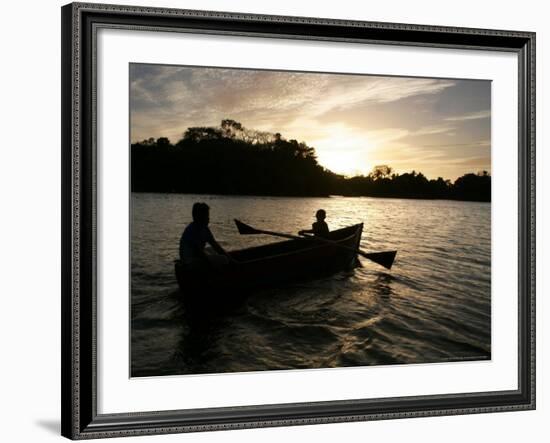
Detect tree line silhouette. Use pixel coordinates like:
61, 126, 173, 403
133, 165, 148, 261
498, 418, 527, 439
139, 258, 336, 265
131, 119, 491, 202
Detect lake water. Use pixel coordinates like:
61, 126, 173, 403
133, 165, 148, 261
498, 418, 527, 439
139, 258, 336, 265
131, 193, 491, 377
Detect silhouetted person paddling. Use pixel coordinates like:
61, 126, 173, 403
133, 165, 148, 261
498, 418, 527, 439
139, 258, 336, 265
179, 202, 232, 268
299, 209, 330, 238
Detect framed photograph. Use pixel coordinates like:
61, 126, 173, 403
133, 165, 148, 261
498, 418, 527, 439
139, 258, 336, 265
61, 2, 535, 439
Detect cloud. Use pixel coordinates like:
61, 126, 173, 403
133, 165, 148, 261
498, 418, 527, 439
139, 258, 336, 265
129, 64, 490, 180
130, 66, 457, 140
444, 110, 491, 121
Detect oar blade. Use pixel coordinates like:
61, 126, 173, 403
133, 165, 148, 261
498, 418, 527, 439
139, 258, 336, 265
363, 250, 397, 270
234, 219, 260, 235
236, 218, 396, 270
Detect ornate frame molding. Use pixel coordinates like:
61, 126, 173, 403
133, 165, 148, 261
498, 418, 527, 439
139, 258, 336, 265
61, 2, 535, 439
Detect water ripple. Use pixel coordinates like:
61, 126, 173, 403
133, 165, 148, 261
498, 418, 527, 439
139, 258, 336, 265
130, 194, 491, 376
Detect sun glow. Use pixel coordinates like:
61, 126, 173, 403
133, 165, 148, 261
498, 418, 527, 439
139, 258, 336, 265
310, 127, 375, 177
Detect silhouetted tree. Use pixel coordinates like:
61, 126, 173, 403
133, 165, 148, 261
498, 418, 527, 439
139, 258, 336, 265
131, 120, 490, 201
182, 127, 223, 142
156, 137, 171, 147
452, 171, 491, 201
371, 165, 393, 180
221, 119, 243, 138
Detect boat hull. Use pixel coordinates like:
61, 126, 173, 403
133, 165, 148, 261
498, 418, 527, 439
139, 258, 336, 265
175, 223, 363, 307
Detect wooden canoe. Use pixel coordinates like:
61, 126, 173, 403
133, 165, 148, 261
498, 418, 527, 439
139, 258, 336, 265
174, 223, 363, 306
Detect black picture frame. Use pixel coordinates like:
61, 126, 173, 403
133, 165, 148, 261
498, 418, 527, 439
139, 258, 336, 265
61, 2, 536, 439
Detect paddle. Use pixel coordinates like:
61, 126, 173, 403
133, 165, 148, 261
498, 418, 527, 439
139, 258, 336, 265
234, 219, 397, 270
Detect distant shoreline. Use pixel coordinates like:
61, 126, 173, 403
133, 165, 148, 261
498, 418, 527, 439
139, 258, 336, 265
131, 121, 491, 203
131, 190, 491, 203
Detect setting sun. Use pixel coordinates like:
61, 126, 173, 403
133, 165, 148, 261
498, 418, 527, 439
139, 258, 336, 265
309, 127, 374, 176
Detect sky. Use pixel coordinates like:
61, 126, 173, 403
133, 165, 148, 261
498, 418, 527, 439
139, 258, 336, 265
130, 63, 491, 181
